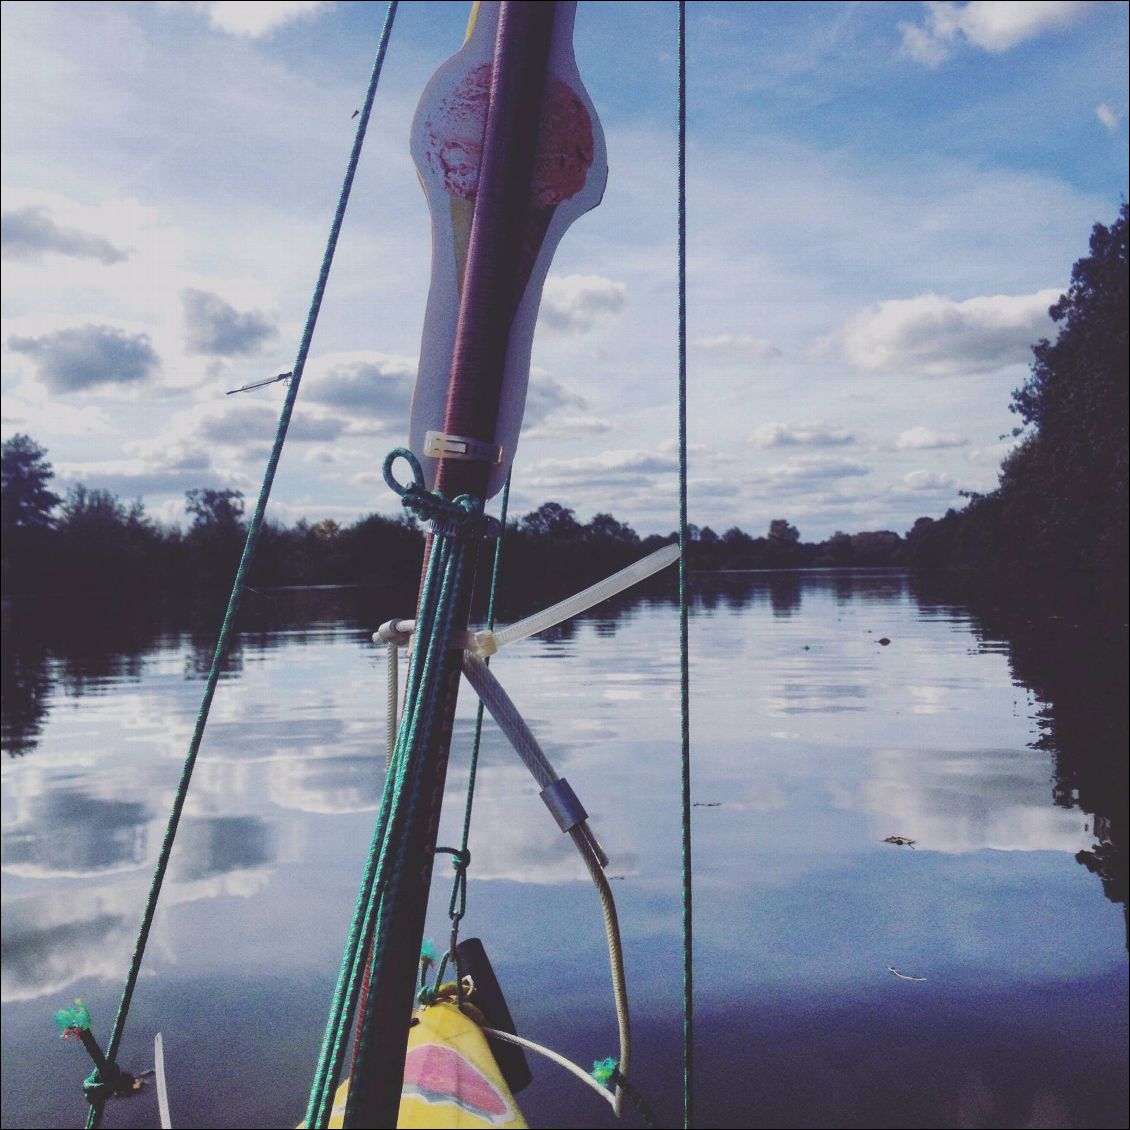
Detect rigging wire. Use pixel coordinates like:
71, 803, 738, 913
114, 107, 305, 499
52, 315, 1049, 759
677, 2, 695, 1127
79, 5, 400, 1128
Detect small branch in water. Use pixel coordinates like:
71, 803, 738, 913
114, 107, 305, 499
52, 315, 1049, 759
883, 835, 916, 848
888, 966, 927, 982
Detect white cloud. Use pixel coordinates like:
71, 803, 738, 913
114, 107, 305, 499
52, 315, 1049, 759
540, 274, 626, 333
1, 390, 113, 438
751, 421, 854, 448
523, 447, 680, 491
900, 2, 1093, 67
754, 455, 871, 485
1095, 102, 1120, 131
902, 469, 957, 491
523, 415, 613, 441
968, 439, 1018, 466
838, 289, 1060, 377
692, 334, 781, 362
895, 426, 967, 449
188, 1, 333, 38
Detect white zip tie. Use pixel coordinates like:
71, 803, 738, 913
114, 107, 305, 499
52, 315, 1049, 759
479, 1026, 618, 1110
474, 542, 680, 656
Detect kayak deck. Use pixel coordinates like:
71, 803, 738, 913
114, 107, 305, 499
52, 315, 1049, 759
307, 1002, 527, 1129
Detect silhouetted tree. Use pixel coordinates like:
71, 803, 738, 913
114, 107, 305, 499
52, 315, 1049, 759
186, 489, 246, 531
1, 434, 59, 534
521, 501, 582, 539
999, 203, 1128, 581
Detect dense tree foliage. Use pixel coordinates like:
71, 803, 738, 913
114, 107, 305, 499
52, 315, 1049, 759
904, 205, 1128, 605
1003, 202, 1128, 578
1, 434, 59, 535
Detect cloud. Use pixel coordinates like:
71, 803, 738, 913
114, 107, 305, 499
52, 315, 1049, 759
540, 275, 626, 333
186, 1, 333, 38
901, 469, 957, 491
523, 415, 613, 441
838, 289, 1060, 377
182, 288, 276, 356
900, 1, 1092, 67
968, 440, 1018, 466
1, 391, 113, 439
895, 426, 967, 449
8, 325, 160, 393
524, 448, 680, 490
755, 455, 871, 485
522, 372, 588, 425
692, 334, 781, 362
304, 353, 416, 421
192, 402, 284, 446
751, 421, 854, 447
56, 461, 233, 501
1, 207, 128, 264
1095, 103, 1120, 131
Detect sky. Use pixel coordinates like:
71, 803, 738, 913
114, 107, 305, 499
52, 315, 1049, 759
2, 0, 1127, 541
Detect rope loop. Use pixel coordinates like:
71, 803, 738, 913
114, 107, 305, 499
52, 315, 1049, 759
382, 448, 490, 537
435, 845, 470, 922
434, 844, 471, 872
382, 446, 426, 496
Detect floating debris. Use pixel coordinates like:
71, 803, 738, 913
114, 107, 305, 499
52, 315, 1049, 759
883, 835, 916, 848
888, 966, 927, 982
877, 637, 891, 646
692, 801, 722, 808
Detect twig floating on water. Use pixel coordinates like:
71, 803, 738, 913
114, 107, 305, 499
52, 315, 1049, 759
883, 835, 916, 848
888, 966, 927, 982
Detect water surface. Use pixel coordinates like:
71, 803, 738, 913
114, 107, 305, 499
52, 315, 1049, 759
2, 571, 1125, 1128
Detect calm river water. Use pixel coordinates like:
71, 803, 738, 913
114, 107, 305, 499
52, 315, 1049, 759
2, 570, 1126, 1129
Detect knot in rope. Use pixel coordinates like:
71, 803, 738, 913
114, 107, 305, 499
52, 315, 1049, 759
382, 448, 493, 539
435, 844, 471, 872
82, 1065, 140, 1102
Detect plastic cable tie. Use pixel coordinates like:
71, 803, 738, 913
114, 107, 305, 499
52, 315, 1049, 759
423, 430, 503, 465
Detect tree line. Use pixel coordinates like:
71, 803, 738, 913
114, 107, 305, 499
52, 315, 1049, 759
0, 447, 916, 598
900, 202, 1127, 614
3, 206, 1125, 605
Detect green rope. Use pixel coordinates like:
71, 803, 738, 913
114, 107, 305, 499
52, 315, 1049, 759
81, 6, 400, 1128
305, 451, 488, 1128
676, 3, 694, 1129
444, 470, 511, 1002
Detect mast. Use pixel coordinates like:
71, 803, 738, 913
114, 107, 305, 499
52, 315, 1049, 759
344, 3, 605, 1124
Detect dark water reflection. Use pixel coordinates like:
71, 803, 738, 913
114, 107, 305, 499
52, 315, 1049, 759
1, 571, 1126, 1129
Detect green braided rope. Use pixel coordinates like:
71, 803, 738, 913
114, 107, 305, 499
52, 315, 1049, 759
677, 3, 694, 1128
343, 506, 479, 1127
305, 455, 485, 1128
303, 522, 448, 1125
82, 7, 400, 1129
444, 470, 511, 998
